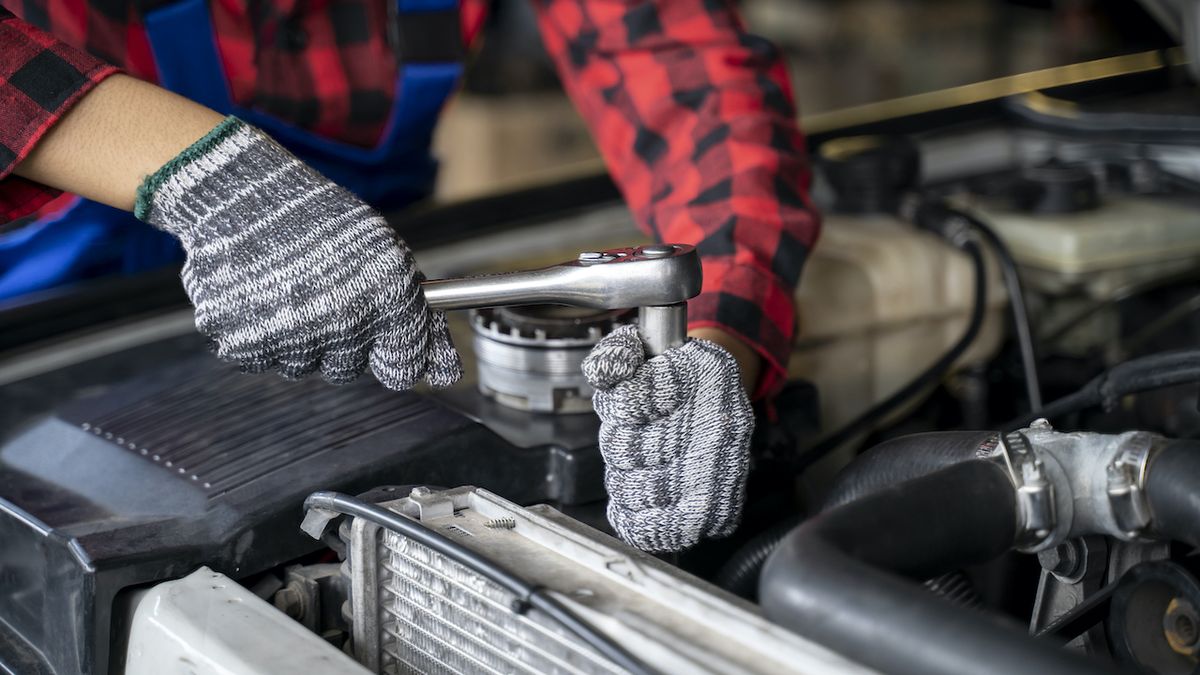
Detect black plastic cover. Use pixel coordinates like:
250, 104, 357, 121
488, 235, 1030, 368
0, 356, 599, 674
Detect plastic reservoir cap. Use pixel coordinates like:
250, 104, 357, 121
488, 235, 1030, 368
818, 135, 921, 215
1012, 162, 1101, 214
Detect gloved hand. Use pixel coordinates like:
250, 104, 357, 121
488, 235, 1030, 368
134, 117, 461, 390
582, 325, 754, 552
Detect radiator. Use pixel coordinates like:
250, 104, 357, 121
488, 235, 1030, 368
342, 487, 868, 675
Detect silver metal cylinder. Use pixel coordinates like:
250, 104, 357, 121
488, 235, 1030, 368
637, 303, 688, 356
1003, 423, 1167, 551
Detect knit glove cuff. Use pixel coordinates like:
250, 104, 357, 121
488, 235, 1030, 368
583, 325, 754, 552
136, 117, 461, 389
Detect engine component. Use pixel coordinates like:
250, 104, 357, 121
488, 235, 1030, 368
823, 430, 1001, 508
817, 135, 921, 214
1108, 561, 1200, 674
1002, 423, 1163, 549
324, 486, 864, 675
836, 422, 1171, 551
124, 567, 367, 675
795, 213, 989, 471
761, 424, 1200, 675
967, 190, 1200, 296
1011, 162, 1101, 214
760, 461, 1107, 675
308, 489, 652, 675
1007, 348, 1200, 430
272, 563, 348, 643
1030, 538, 1170, 652
0, 357, 606, 675
922, 202, 1043, 409
0, 243, 715, 675
1144, 437, 1200, 548
787, 210, 1007, 481
716, 431, 999, 600
470, 305, 620, 413
998, 430, 1057, 550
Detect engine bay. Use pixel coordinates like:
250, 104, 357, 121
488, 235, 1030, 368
6, 49, 1200, 675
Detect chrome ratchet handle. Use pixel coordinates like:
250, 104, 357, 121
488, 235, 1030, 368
420, 244, 701, 355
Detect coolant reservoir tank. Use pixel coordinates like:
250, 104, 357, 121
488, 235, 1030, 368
968, 190, 1200, 297
789, 213, 1007, 479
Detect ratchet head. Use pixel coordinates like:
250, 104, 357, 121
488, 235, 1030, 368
421, 244, 702, 312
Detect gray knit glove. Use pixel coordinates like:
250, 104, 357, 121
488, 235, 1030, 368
582, 325, 754, 552
135, 117, 461, 390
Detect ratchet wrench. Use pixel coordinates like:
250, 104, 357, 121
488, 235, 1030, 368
420, 244, 702, 356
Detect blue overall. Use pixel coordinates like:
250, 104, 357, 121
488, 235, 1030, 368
0, 0, 462, 301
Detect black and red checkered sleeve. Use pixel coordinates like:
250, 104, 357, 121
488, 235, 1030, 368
0, 9, 118, 221
532, 0, 819, 399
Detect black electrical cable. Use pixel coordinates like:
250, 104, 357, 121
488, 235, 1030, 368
792, 225, 988, 473
303, 491, 655, 675
941, 205, 1043, 410
1005, 349, 1200, 430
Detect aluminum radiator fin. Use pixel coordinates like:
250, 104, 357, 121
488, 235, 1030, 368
345, 487, 872, 675
373, 531, 622, 675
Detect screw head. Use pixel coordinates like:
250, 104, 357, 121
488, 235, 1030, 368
639, 244, 676, 258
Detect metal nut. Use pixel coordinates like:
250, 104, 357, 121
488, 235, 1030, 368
1037, 540, 1083, 581
1164, 598, 1200, 656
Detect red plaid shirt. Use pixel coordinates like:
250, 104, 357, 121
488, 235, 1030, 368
0, 0, 818, 398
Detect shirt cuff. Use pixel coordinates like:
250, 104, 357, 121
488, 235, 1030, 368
0, 14, 120, 222
686, 260, 797, 400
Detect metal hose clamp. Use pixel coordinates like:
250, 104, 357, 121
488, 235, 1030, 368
999, 431, 1056, 551
1106, 434, 1156, 539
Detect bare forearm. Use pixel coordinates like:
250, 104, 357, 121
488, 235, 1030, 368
689, 327, 762, 396
13, 74, 224, 212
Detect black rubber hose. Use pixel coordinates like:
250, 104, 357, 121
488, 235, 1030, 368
1146, 440, 1200, 549
718, 431, 999, 600
1006, 349, 1200, 430
793, 236, 988, 472
942, 205, 1043, 410
713, 515, 803, 599
304, 492, 655, 675
822, 430, 999, 509
1004, 93, 1200, 144
759, 461, 1115, 675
